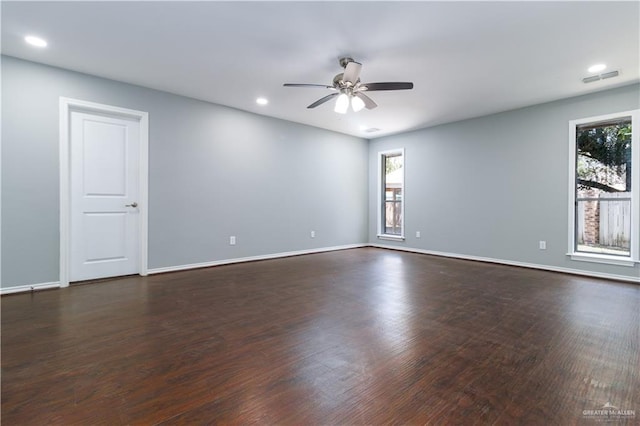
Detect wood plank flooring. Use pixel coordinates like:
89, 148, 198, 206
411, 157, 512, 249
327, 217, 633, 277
2, 247, 639, 425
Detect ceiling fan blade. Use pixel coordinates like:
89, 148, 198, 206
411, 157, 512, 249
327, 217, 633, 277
361, 82, 414, 91
355, 92, 377, 110
284, 83, 334, 89
342, 61, 362, 85
307, 93, 339, 109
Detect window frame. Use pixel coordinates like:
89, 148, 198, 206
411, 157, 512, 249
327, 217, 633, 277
377, 148, 405, 241
567, 109, 639, 266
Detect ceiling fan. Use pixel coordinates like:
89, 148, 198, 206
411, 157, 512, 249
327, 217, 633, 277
283, 57, 414, 113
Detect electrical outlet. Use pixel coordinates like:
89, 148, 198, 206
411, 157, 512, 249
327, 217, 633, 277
230, 236, 236, 245
310, 230, 315, 238
539, 240, 546, 250
416, 231, 421, 238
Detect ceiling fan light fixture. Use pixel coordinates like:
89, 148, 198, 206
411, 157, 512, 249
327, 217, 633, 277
334, 93, 349, 114
351, 95, 365, 112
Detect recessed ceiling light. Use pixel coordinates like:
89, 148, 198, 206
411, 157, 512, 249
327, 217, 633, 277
256, 97, 268, 105
25, 35, 48, 48
588, 63, 606, 73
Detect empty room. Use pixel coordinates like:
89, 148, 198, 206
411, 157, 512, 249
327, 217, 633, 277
1, 1, 639, 424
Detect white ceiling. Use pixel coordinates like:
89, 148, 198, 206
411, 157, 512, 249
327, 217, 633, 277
2, 1, 639, 138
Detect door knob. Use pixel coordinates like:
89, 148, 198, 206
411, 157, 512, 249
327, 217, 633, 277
126, 202, 138, 208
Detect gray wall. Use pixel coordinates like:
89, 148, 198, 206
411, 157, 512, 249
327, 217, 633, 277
1, 56, 369, 288
369, 84, 640, 279
3, 55, 638, 288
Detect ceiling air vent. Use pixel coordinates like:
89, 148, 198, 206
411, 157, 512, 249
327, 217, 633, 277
583, 70, 620, 84
601, 70, 620, 80
364, 127, 380, 133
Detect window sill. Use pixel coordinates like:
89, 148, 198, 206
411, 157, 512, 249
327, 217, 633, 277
377, 234, 405, 242
567, 252, 638, 267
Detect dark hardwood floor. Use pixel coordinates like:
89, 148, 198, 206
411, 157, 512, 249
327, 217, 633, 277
2, 247, 639, 425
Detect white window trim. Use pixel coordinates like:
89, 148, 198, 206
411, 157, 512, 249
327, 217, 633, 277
377, 148, 405, 240
567, 109, 639, 267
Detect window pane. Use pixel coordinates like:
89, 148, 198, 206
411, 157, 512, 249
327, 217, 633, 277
576, 197, 631, 256
575, 119, 632, 256
576, 120, 631, 197
385, 201, 402, 234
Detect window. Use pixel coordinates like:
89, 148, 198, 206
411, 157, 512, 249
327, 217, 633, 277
569, 110, 639, 266
378, 149, 404, 239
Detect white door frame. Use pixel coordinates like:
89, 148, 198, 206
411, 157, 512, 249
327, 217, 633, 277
59, 97, 149, 287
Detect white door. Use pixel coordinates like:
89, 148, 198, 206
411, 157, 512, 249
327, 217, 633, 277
70, 111, 140, 281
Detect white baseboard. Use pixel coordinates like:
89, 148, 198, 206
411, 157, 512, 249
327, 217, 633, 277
370, 243, 640, 284
1, 281, 61, 295
148, 243, 368, 275
4, 243, 636, 295
1, 245, 366, 294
